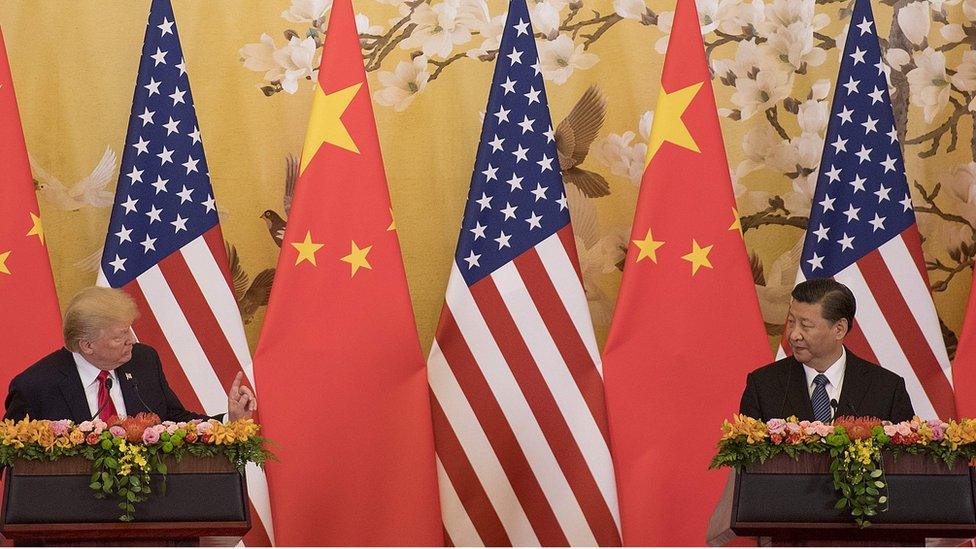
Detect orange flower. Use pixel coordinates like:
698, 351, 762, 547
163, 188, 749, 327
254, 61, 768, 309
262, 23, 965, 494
833, 416, 882, 440
68, 429, 85, 446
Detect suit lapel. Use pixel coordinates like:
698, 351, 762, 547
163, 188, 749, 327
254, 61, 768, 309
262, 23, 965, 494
784, 358, 815, 420
54, 350, 95, 423
115, 364, 142, 416
838, 349, 871, 417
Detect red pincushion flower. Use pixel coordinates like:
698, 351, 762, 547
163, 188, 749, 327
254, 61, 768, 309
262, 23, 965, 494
833, 416, 882, 440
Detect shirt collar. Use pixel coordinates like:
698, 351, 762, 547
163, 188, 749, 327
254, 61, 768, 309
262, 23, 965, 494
802, 347, 847, 389
72, 352, 117, 387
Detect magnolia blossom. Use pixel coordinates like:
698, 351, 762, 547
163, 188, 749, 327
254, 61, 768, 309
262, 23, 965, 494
906, 48, 950, 123
966, 0, 976, 21
273, 36, 318, 94
355, 13, 383, 36
952, 51, 976, 92
940, 162, 976, 221
594, 131, 646, 185
885, 48, 911, 71
897, 1, 930, 46
239, 34, 281, 82
765, 21, 826, 71
537, 35, 598, 85
281, 0, 331, 23
373, 56, 430, 111
399, 0, 474, 59
467, 13, 506, 58
613, 0, 651, 22
730, 64, 793, 120
530, 0, 563, 38
712, 39, 769, 83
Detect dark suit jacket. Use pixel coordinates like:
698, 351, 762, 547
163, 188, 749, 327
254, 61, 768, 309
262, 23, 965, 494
739, 349, 915, 422
4, 343, 218, 423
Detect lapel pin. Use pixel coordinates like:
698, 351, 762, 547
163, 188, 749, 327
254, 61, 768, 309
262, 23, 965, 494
125, 373, 133, 380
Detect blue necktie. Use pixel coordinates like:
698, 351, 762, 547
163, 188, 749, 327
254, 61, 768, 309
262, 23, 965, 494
812, 374, 832, 422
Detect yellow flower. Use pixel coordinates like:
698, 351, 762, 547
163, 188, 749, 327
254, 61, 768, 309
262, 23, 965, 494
720, 414, 768, 444
68, 429, 85, 446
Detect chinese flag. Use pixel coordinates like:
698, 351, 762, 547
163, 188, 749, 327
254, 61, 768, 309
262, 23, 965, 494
250, 0, 442, 544
0, 26, 62, 395
601, 0, 772, 544
952, 274, 976, 418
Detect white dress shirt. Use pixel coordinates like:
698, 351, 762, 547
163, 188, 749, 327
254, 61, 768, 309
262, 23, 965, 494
802, 347, 847, 408
73, 353, 127, 419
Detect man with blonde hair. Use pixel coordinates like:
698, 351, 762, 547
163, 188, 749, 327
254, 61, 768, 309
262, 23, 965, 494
4, 287, 255, 423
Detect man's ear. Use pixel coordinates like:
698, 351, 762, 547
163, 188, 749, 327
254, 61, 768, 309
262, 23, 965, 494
835, 318, 850, 340
78, 339, 94, 355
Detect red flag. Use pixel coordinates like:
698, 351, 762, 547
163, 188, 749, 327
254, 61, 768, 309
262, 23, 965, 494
601, 0, 772, 544
250, 0, 442, 544
0, 26, 63, 395
953, 275, 976, 418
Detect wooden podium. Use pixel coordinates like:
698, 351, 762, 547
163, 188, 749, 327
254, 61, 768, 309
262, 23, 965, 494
0, 455, 250, 546
710, 452, 976, 546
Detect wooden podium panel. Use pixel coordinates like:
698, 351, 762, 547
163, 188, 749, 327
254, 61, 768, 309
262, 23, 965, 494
727, 453, 976, 546
0, 456, 250, 546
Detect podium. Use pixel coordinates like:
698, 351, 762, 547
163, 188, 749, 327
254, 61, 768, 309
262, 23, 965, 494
0, 455, 250, 546
717, 452, 976, 546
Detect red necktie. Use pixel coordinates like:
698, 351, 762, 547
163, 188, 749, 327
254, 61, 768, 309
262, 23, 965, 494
97, 370, 118, 422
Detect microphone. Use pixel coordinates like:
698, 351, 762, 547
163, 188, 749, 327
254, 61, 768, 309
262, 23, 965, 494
90, 377, 115, 421
127, 373, 159, 416
830, 398, 839, 421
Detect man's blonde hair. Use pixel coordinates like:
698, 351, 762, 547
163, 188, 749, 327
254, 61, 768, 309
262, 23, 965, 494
63, 287, 139, 352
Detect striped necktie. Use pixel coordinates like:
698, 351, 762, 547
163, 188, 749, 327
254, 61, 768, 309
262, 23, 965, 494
812, 374, 832, 423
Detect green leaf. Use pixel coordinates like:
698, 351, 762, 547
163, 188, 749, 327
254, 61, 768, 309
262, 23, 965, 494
129, 476, 139, 487
89, 482, 101, 490
852, 508, 863, 516
874, 481, 885, 489
870, 469, 883, 478
879, 496, 888, 504
835, 498, 848, 509
104, 457, 118, 468
126, 491, 137, 502
866, 487, 879, 496
156, 462, 167, 475
104, 477, 114, 491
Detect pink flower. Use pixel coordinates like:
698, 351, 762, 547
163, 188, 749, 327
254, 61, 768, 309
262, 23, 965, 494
109, 425, 126, 438
92, 419, 107, 434
153, 425, 167, 436
884, 424, 899, 437
50, 420, 70, 436
767, 418, 787, 435
896, 423, 912, 436
78, 421, 94, 433
142, 429, 160, 444
785, 422, 801, 434
928, 420, 947, 441
166, 424, 179, 435
813, 423, 834, 437
197, 421, 215, 435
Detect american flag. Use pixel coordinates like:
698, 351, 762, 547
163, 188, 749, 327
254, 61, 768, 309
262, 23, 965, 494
426, 0, 620, 545
97, 0, 274, 543
795, 0, 954, 420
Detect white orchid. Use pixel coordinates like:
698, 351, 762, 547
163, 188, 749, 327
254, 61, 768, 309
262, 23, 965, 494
281, 0, 331, 23
373, 56, 430, 112
399, 0, 474, 59
273, 36, 318, 94
537, 35, 599, 85
594, 131, 647, 185
896, 1, 931, 46
906, 47, 950, 123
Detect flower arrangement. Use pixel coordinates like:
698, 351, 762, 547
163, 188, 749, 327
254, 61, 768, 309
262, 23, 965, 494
711, 414, 976, 527
0, 413, 272, 521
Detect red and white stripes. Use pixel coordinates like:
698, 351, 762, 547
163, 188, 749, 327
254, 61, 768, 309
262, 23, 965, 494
429, 227, 620, 546
98, 227, 275, 545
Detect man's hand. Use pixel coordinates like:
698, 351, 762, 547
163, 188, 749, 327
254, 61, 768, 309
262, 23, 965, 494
227, 371, 257, 422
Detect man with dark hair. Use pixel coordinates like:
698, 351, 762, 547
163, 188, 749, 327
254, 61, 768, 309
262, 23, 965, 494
739, 278, 914, 422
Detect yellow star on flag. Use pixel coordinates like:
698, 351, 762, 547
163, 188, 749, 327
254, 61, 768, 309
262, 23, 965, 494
340, 240, 373, 277
0, 251, 10, 275
387, 208, 397, 231
300, 82, 363, 173
632, 228, 665, 263
291, 230, 324, 266
646, 81, 703, 164
729, 207, 742, 234
681, 239, 713, 276
26, 212, 45, 245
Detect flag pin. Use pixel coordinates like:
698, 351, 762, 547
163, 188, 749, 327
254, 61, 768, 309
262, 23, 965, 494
125, 373, 133, 380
